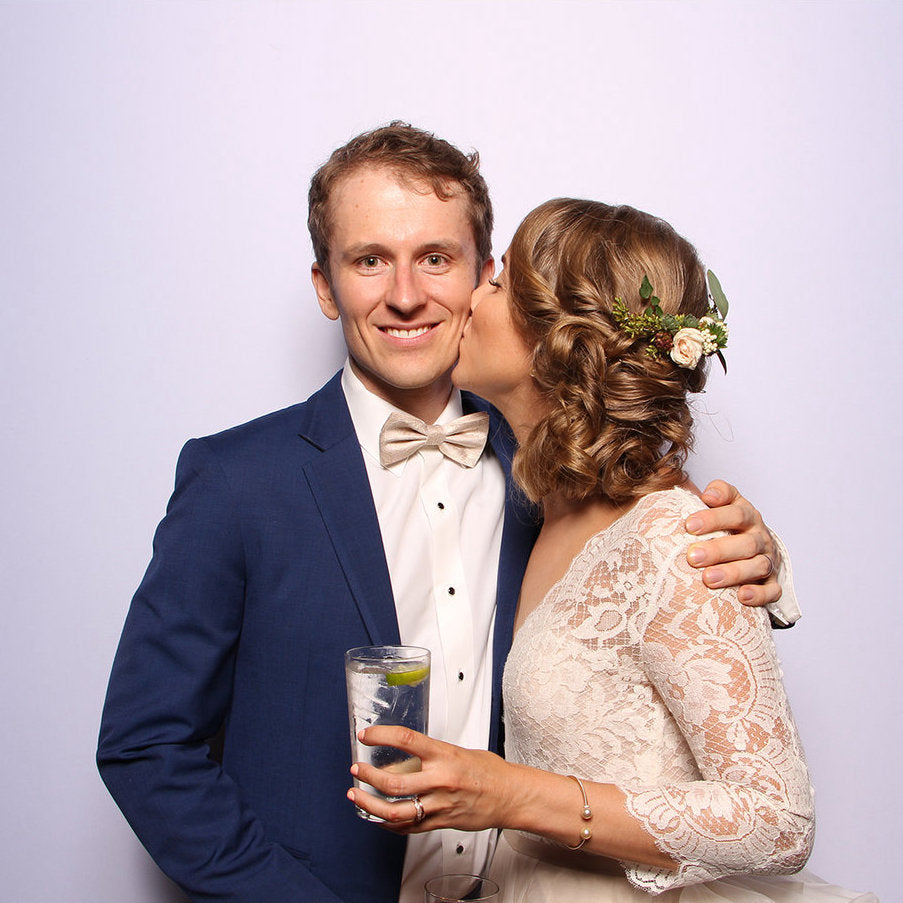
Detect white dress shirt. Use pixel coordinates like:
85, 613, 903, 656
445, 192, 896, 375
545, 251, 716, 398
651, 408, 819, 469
342, 365, 506, 903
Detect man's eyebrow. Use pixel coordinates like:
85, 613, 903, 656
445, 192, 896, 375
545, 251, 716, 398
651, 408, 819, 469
340, 243, 390, 260
339, 240, 468, 261
416, 240, 467, 256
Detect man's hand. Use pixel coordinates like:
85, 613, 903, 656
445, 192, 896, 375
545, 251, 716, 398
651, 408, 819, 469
685, 480, 781, 607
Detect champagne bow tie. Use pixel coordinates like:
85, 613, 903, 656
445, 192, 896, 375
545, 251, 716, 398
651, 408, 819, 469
379, 411, 490, 468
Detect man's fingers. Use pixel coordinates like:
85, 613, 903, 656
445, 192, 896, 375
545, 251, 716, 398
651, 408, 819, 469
686, 501, 759, 537
687, 533, 762, 569
699, 479, 739, 507
736, 578, 783, 608
701, 554, 779, 591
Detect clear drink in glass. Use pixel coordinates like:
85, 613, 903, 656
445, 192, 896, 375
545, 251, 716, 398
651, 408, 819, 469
344, 645, 430, 820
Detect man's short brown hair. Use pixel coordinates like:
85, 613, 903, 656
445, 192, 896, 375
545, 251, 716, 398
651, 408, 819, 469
308, 121, 493, 280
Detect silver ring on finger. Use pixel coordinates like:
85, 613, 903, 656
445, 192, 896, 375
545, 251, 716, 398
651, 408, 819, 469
411, 794, 425, 824
763, 554, 775, 578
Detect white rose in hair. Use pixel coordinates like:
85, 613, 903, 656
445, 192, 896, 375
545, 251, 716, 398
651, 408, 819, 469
670, 328, 706, 368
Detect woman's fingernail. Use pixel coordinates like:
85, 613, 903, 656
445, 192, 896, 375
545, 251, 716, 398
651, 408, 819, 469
686, 516, 702, 534
687, 546, 705, 565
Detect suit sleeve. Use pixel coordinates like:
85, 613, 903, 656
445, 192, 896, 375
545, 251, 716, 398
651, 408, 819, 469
96, 439, 344, 903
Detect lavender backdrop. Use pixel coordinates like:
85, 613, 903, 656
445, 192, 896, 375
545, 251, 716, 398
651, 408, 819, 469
2, 2, 898, 900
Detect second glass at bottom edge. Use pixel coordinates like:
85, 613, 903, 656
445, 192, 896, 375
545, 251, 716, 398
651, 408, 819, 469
424, 873, 499, 903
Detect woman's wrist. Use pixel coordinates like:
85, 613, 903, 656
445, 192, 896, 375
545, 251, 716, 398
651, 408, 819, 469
500, 765, 583, 839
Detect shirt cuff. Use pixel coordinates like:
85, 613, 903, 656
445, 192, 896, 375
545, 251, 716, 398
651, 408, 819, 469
765, 530, 801, 627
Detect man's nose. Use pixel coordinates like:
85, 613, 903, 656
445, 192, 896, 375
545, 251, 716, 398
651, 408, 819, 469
386, 265, 426, 313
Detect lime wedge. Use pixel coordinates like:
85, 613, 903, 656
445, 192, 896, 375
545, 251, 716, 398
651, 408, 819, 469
386, 666, 429, 687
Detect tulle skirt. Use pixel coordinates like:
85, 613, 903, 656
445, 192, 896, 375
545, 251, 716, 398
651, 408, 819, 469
489, 831, 878, 903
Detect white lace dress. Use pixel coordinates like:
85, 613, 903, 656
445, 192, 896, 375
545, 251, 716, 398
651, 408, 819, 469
490, 488, 876, 902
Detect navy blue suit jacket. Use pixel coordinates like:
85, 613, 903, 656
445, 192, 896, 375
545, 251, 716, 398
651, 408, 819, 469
97, 372, 538, 903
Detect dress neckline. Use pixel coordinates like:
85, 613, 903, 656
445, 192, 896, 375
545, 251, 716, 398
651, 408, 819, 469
512, 487, 696, 642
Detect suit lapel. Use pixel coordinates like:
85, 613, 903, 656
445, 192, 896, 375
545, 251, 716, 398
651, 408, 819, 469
297, 374, 401, 646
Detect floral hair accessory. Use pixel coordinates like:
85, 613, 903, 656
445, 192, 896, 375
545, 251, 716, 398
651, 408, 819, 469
611, 270, 729, 373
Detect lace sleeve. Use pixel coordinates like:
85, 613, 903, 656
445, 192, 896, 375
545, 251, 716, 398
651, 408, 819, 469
619, 497, 815, 893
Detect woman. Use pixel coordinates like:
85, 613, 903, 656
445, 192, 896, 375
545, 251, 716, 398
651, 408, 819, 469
349, 200, 875, 901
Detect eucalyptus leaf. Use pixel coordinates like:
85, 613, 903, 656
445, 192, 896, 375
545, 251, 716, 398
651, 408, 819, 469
707, 270, 729, 319
640, 275, 653, 300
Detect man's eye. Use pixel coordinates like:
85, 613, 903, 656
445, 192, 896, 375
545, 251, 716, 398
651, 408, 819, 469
362, 256, 379, 267
425, 254, 445, 266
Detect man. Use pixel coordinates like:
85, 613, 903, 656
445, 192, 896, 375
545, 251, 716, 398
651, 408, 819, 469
98, 123, 796, 903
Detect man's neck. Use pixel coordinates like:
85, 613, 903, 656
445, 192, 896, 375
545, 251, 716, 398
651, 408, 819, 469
390, 388, 455, 423
349, 363, 455, 423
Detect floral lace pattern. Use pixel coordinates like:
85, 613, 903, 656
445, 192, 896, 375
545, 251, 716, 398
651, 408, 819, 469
502, 488, 814, 893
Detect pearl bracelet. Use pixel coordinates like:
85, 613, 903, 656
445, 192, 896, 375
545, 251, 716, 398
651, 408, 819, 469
565, 774, 593, 850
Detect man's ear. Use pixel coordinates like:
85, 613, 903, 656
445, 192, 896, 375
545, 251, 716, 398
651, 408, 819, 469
311, 263, 340, 320
476, 256, 495, 287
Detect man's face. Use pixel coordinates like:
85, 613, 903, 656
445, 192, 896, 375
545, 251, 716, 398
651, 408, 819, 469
312, 166, 492, 420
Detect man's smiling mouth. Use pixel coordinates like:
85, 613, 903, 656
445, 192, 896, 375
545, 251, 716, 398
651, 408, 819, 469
383, 325, 434, 339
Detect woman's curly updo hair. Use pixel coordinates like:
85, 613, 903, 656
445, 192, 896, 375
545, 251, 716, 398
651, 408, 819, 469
507, 199, 711, 506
